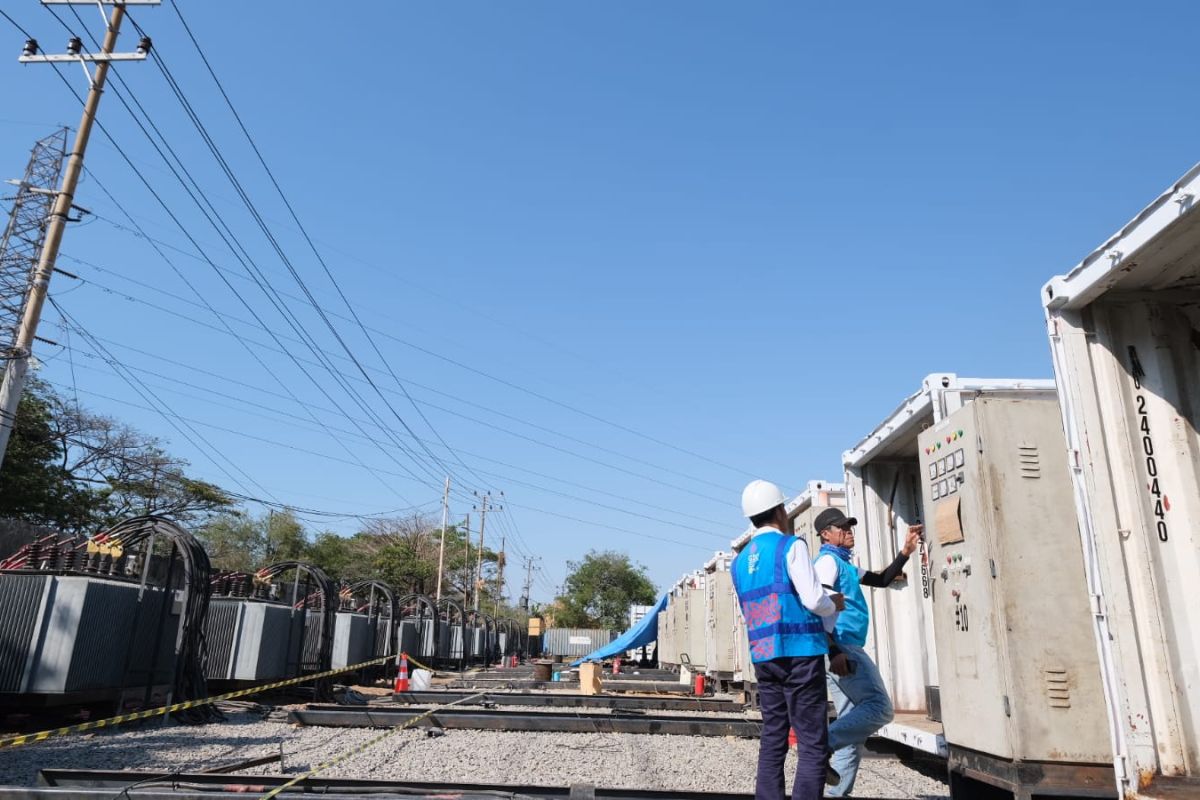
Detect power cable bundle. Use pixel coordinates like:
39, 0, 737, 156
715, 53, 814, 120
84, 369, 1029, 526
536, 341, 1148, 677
253, 560, 337, 702
100, 515, 222, 724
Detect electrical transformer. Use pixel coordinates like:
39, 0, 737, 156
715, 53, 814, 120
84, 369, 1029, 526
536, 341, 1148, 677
205, 598, 306, 681
204, 562, 335, 686
0, 574, 178, 701
331, 612, 372, 671
918, 396, 1113, 798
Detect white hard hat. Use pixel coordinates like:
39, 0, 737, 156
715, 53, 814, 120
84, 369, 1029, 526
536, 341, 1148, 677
741, 480, 786, 518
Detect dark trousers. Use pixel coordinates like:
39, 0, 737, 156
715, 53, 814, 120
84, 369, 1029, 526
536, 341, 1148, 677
753, 655, 829, 800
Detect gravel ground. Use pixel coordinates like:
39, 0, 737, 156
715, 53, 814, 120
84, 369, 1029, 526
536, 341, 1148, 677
0, 708, 950, 799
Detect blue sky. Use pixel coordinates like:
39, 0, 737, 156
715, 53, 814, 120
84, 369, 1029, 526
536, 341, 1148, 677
1, 1, 1196, 603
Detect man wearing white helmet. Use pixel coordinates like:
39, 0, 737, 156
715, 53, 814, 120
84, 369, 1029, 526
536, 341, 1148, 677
733, 480, 845, 800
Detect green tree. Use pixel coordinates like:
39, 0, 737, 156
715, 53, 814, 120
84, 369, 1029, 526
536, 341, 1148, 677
0, 380, 232, 533
306, 531, 365, 581
0, 380, 98, 531
263, 511, 307, 562
198, 510, 308, 572
198, 514, 260, 572
554, 550, 656, 628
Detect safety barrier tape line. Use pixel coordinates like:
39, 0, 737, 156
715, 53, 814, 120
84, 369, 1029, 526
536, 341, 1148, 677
0, 651, 419, 750
259, 690, 487, 800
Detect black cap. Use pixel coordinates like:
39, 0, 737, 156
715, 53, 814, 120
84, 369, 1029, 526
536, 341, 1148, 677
813, 508, 857, 533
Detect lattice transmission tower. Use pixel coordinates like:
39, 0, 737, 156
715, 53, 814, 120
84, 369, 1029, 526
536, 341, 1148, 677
0, 128, 68, 356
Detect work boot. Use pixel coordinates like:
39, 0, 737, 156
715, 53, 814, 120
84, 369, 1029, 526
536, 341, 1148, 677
825, 763, 841, 786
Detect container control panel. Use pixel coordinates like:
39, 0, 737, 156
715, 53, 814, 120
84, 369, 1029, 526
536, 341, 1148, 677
916, 396, 1110, 768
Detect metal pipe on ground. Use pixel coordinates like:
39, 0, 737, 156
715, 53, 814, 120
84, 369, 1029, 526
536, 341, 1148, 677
445, 678, 694, 693
30, 769, 767, 800
388, 691, 743, 712
288, 705, 762, 736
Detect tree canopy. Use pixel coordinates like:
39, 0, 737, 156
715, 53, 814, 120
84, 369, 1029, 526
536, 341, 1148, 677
0, 379, 233, 532
553, 550, 657, 629
0, 381, 520, 617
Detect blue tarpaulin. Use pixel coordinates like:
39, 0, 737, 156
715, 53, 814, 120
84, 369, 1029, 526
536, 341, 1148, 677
573, 593, 668, 665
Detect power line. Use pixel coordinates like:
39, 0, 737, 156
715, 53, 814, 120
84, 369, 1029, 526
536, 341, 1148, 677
41, 276, 735, 534
58, 250, 731, 509
44, 357, 729, 552
69, 3, 755, 487
98, 7, 473, 497
48, 296, 272, 502
73, 217, 735, 497
32, 15, 450, 502
154, 0, 487, 492
49, 340, 731, 539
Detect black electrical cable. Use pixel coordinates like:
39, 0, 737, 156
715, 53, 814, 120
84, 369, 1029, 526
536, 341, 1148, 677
101, 515, 223, 724
42, 5, 453, 497
77, 180, 417, 507
49, 355, 732, 539
67, 230, 734, 498
112, 11, 466, 494
157, 1, 488, 490
49, 297, 271, 501
47, 270, 729, 508
49, 324, 732, 533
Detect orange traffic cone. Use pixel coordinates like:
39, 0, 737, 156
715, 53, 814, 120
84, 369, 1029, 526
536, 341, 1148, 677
788, 728, 798, 747
394, 653, 410, 693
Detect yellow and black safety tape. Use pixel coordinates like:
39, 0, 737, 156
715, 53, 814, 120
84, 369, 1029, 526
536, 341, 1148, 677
0, 650, 442, 751
260, 690, 486, 800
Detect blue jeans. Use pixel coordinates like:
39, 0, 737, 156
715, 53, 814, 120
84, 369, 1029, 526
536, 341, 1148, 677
753, 655, 828, 800
826, 643, 894, 797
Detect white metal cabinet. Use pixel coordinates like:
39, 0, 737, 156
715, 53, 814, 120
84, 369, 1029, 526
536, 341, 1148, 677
843, 375, 1056, 717
918, 397, 1110, 793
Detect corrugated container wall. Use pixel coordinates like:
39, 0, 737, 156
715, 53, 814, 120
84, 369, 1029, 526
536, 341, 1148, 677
1044, 165, 1200, 800
843, 376, 1055, 716
542, 628, 616, 658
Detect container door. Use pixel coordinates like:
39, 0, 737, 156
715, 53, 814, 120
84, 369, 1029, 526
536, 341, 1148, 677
1057, 298, 1200, 781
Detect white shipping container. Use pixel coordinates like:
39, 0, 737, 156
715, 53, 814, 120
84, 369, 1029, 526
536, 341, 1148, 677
1044, 165, 1200, 800
703, 554, 738, 676
656, 606, 677, 666
683, 576, 707, 670
843, 375, 1055, 717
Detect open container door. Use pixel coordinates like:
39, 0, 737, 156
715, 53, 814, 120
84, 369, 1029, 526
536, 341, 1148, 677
1044, 164, 1200, 800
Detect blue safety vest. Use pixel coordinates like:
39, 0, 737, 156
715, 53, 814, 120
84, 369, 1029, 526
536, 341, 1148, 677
817, 544, 870, 647
732, 531, 827, 662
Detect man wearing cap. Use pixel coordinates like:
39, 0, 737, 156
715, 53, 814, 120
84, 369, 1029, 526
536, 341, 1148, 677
812, 507, 921, 797
734, 480, 844, 800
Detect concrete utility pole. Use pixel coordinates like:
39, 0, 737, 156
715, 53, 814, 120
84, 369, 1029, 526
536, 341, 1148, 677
0, 1, 155, 471
494, 528, 505, 616
520, 555, 541, 612
434, 476, 450, 602
461, 514, 471, 607
471, 491, 502, 611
